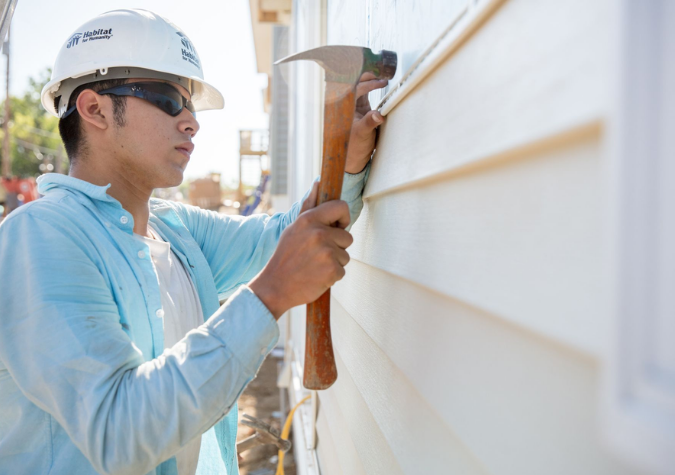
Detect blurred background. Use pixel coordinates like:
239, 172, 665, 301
0, 0, 273, 219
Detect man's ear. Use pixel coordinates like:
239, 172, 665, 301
76, 89, 111, 131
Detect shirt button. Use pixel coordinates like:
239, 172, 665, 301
156, 309, 165, 318
137, 250, 146, 259
120, 216, 129, 225
260, 348, 267, 356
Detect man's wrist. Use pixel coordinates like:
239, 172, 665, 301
248, 275, 286, 320
345, 157, 371, 175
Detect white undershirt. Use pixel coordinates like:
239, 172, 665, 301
135, 224, 204, 475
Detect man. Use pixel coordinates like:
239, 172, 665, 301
0, 9, 387, 475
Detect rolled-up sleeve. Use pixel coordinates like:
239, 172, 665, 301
342, 162, 371, 228
0, 212, 278, 475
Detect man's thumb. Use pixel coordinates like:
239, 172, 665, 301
367, 110, 384, 130
300, 181, 319, 214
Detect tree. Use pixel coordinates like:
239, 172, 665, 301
0, 68, 66, 177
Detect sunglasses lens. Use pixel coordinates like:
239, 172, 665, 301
136, 83, 191, 116
99, 82, 195, 117
147, 92, 182, 116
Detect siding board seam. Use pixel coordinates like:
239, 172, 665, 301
365, 119, 603, 201
317, 389, 369, 475
326, 350, 406, 475
343, 246, 602, 361
377, 0, 506, 116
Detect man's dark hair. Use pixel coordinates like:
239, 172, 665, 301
56, 79, 128, 162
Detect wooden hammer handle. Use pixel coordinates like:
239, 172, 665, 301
303, 82, 357, 390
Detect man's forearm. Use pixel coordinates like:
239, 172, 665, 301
0, 282, 277, 475
181, 166, 371, 299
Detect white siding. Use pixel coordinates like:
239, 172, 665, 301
315, 388, 368, 475
332, 260, 633, 474
285, 0, 645, 473
354, 131, 606, 355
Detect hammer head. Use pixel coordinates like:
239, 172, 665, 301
275, 45, 397, 85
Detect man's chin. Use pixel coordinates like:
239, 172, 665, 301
155, 169, 185, 189
170, 172, 185, 187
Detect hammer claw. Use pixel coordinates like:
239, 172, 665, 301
275, 45, 397, 84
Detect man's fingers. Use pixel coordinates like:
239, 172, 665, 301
300, 181, 319, 214
355, 78, 387, 116
334, 247, 351, 267
326, 226, 354, 250
359, 72, 377, 81
366, 110, 385, 129
353, 109, 384, 137
309, 200, 351, 229
356, 78, 388, 100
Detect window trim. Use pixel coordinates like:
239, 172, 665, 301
605, 2, 675, 473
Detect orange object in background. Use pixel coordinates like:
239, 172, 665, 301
1, 176, 20, 194
17, 178, 38, 203
1, 177, 37, 203
1, 177, 39, 216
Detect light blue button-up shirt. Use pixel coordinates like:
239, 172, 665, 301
0, 168, 368, 475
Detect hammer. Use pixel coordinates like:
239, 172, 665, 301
236, 413, 292, 454
275, 46, 397, 390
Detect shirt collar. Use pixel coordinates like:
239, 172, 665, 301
37, 173, 118, 204
37, 174, 184, 236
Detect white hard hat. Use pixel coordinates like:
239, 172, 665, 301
41, 9, 224, 118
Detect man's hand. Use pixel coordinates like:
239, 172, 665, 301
249, 182, 354, 319
344, 73, 389, 174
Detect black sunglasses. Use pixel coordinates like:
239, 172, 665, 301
62, 82, 196, 119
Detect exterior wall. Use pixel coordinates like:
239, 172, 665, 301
283, 0, 659, 473
269, 25, 290, 196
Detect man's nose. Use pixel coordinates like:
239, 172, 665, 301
179, 109, 200, 137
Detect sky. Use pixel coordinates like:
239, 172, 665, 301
4, 0, 269, 186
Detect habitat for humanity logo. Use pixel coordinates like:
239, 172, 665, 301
176, 32, 200, 68
66, 33, 82, 48
67, 28, 113, 49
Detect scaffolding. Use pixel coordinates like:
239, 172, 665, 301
238, 129, 270, 208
